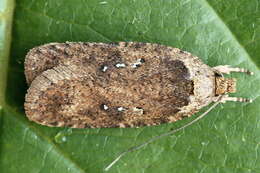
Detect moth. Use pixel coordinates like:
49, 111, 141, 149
24, 42, 253, 170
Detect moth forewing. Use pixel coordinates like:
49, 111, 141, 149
24, 42, 253, 170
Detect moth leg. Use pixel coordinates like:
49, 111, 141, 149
213, 94, 253, 103
213, 65, 254, 75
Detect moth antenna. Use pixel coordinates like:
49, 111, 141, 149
104, 95, 223, 171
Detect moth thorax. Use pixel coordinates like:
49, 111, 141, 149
215, 77, 236, 95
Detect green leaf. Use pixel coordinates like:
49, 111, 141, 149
0, 0, 14, 106
1, 0, 259, 173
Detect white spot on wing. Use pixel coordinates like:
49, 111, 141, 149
115, 63, 126, 68
131, 58, 145, 68
117, 107, 125, 111
103, 104, 109, 110
102, 65, 108, 72
133, 107, 143, 115
101, 104, 109, 110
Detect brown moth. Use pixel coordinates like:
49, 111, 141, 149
24, 42, 253, 170
24, 42, 253, 128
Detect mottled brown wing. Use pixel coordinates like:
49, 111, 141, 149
25, 42, 191, 84
24, 42, 194, 128
25, 42, 142, 84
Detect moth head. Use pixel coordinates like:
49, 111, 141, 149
215, 77, 236, 95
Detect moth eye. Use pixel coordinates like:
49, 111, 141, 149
100, 65, 108, 72
100, 104, 109, 110
115, 63, 126, 68
117, 107, 126, 112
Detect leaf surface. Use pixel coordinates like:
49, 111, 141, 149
1, 0, 259, 172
